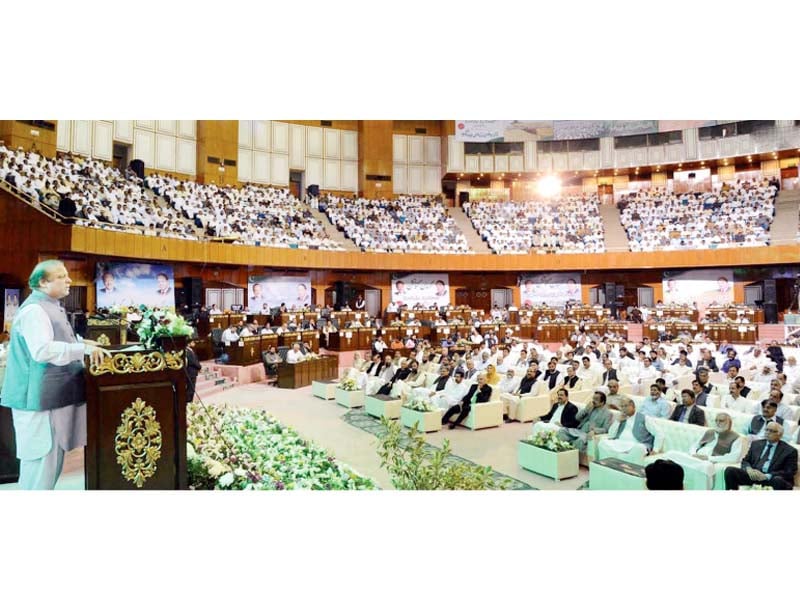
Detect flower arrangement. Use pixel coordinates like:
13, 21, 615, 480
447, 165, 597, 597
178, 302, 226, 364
747, 484, 773, 491
338, 378, 360, 391
403, 397, 438, 412
134, 307, 194, 349
523, 429, 574, 452
186, 404, 377, 490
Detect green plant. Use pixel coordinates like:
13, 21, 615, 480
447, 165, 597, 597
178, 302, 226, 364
376, 417, 508, 490
135, 308, 193, 349
523, 429, 574, 452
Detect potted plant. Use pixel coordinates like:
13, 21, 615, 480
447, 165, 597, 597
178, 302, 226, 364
135, 307, 194, 352
400, 398, 443, 433
335, 378, 365, 408
518, 430, 579, 481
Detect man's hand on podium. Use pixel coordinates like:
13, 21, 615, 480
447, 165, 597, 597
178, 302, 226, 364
83, 339, 113, 368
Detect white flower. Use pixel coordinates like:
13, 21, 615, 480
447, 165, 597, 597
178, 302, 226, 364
218, 472, 234, 487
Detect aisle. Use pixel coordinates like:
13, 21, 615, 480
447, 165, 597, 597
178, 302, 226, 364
205, 383, 589, 491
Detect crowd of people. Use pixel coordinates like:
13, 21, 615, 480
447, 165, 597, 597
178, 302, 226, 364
618, 180, 777, 252
319, 194, 472, 253
0, 145, 197, 239
146, 175, 344, 251
463, 194, 606, 254
2, 144, 788, 256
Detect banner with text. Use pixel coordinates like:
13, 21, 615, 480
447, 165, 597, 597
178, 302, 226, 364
455, 120, 727, 142
391, 273, 450, 307
96, 262, 175, 310
662, 268, 734, 311
247, 274, 312, 310
518, 273, 582, 307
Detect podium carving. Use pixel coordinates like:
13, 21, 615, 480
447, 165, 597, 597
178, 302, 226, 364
85, 348, 187, 490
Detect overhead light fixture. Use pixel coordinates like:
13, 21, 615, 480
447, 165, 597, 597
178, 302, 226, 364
537, 175, 562, 198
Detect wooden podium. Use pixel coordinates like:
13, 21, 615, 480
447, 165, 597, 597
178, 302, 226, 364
84, 347, 188, 490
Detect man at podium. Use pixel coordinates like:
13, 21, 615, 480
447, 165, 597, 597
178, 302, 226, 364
0, 260, 108, 490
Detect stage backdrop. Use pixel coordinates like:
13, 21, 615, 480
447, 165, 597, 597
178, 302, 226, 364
96, 262, 175, 309
3, 289, 20, 332
247, 274, 312, 310
662, 268, 734, 310
518, 273, 582, 307
391, 273, 450, 307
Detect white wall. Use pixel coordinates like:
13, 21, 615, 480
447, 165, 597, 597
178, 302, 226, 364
392, 133, 441, 194
237, 121, 357, 192
56, 120, 196, 175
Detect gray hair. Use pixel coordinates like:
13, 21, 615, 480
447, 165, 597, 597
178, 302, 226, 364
28, 259, 64, 290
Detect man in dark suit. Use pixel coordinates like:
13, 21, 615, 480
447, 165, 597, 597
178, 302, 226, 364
670, 389, 706, 426
724, 423, 797, 490
600, 358, 618, 386
695, 351, 719, 374
442, 373, 492, 430
747, 400, 784, 439
535, 388, 580, 429
185, 339, 201, 402
734, 375, 752, 398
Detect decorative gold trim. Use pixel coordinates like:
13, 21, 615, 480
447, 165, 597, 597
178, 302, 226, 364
96, 333, 111, 346
87, 318, 126, 326
115, 397, 162, 488
89, 350, 185, 375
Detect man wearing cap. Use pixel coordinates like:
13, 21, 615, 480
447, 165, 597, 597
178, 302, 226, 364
724, 422, 797, 490
501, 364, 543, 421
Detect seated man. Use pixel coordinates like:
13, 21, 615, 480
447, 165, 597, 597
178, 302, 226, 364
747, 399, 784, 441
429, 370, 469, 411
722, 381, 750, 413
639, 383, 672, 419
724, 422, 797, 490
410, 365, 452, 403
598, 397, 655, 464
263, 345, 282, 376
576, 356, 600, 387
285, 342, 304, 364
604, 379, 627, 411
558, 390, 613, 453
500, 364, 542, 421
660, 412, 743, 489
496, 368, 521, 419
669, 389, 706, 426
366, 354, 396, 395
532, 388, 580, 436
377, 359, 411, 396
441, 373, 492, 430
390, 360, 427, 400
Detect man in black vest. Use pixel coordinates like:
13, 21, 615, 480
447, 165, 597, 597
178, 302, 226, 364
442, 373, 492, 430
725, 423, 797, 490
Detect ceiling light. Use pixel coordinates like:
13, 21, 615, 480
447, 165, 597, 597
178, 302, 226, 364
537, 175, 562, 198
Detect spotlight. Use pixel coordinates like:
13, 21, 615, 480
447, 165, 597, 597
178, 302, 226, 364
537, 175, 562, 198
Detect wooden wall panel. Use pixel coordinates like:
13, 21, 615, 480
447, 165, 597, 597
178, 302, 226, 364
196, 120, 238, 185
358, 120, 393, 198
0, 120, 59, 158
67, 224, 800, 273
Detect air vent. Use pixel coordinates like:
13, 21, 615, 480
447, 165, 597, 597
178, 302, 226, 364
321, 120, 333, 127
415, 128, 426, 134
207, 156, 220, 164
366, 174, 391, 182
223, 159, 236, 167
